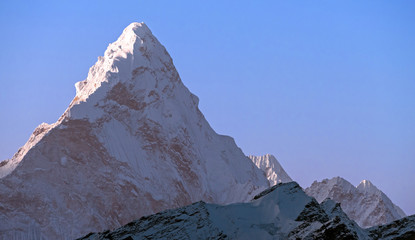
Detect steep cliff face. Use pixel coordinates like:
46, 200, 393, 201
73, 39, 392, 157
0, 22, 269, 239
305, 177, 406, 228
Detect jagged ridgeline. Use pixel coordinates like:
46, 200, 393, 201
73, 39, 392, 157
306, 177, 406, 228
79, 182, 415, 240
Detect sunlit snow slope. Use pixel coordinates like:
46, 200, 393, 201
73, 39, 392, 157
249, 154, 292, 186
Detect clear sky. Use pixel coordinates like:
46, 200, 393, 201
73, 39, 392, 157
1, 1, 414, 215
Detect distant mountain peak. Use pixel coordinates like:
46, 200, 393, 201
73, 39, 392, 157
248, 154, 292, 186
306, 177, 406, 228
357, 179, 379, 193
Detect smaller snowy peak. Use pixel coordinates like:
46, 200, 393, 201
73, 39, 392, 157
357, 180, 380, 194
356, 180, 406, 219
322, 176, 353, 187
306, 177, 406, 228
248, 154, 292, 186
0, 122, 54, 178
307, 177, 356, 203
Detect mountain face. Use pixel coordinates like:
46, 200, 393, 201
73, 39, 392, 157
0, 22, 269, 239
305, 177, 406, 228
80, 182, 415, 240
249, 154, 292, 186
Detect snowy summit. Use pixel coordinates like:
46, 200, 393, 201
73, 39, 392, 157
305, 177, 406, 228
249, 154, 292, 186
0, 22, 269, 239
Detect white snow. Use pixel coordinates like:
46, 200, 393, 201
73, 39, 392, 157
0, 22, 269, 239
207, 182, 315, 239
305, 176, 406, 228
0, 122, 54, 178
249, 154, 292, 186
356, 179, 380, 194
60, 156, 67, 166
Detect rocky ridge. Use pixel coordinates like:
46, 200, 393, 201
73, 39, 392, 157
79, 182, 415, 240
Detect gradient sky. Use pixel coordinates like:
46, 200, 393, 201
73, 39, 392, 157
1, 1, 414, 215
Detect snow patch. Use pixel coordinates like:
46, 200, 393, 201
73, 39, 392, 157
60, 156, 67, 166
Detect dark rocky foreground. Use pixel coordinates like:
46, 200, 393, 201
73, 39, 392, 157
79, 182, 415, 240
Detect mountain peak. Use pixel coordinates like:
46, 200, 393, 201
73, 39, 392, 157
331, 176, 350, 183
306, 177, 406, 228
116, 22, 154, 50
311, 177, 356, 194
70, 22, 168, 110
248, 154, 292, 186
0, 22, 269, 238
67, 22, 181, 121
125, 22, 149, 33
357, 179, 379, 194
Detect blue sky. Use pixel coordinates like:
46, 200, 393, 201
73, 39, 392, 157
1, 1, 414, 214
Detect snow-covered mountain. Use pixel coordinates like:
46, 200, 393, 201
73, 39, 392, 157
249, 154, 292, 186
80, 182, 415, 240
0, 22, 269, 239
305, 177, 406, 228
